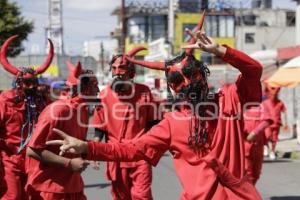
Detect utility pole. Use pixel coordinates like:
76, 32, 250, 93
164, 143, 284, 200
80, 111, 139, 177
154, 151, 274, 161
100, 42, 104, 72
121, 0, 126, 53
168, 0, 175, 55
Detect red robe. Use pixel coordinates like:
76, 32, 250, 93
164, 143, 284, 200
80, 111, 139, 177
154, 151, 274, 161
85, 46, 263, 200
26, 96, 88, 198
0, 89, 31, 200
243, 105, 272, 184
92, 83, 154, 199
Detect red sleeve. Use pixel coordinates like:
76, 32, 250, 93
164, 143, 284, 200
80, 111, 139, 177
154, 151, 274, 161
86, 117, 171, 166
92, 104, 107, 131
222, 45, 262, 104
252, 120, 272, 135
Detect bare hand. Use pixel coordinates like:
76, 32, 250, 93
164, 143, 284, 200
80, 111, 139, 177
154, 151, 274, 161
46, 128, 88, 156
246, 132, 257, 142
69, 158, 90, 172
181, 30, 226, 57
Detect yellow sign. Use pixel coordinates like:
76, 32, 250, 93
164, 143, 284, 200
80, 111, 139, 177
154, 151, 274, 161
33, 65, 59, 77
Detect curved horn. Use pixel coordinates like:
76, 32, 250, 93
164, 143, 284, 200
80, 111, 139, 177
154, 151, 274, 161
125, 56, 165, 71
122, 46, 147, 64
35, 39, 54, 74
185, 10, 206, 55
0, 35, 20, 75
127, 46, 147, 57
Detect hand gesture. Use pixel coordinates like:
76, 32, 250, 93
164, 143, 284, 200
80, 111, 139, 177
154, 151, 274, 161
182, 29, 226, 57
46, 128, 88, 156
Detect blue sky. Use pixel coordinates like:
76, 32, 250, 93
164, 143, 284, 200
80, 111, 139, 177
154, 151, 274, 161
12, 0, 297, 55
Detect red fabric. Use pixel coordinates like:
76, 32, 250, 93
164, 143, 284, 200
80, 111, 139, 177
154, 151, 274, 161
1, 152, 27, 200
0, 90, 26, 152
27, 188, 86, 200
265, 127, 280, 142
111, 164, 152, 200
262, 99, 285, 128
243, 105, 272, 184
26, 96, 88, 193
0, 90, 30, 199
0, 157, 6, 198
86, 47, 263, 199
92, 83, 154, 198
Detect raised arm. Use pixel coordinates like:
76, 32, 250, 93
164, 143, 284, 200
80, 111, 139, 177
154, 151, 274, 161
222, 45, 262, 80
183, 31, 263, 103
47, 117, 172, 166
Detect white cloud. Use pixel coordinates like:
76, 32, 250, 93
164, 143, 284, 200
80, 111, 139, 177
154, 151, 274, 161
64, 0, 119, 11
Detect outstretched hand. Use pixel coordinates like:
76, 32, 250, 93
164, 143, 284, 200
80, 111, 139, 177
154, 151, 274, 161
46, 128, 88, 156
181, 29, 226, 57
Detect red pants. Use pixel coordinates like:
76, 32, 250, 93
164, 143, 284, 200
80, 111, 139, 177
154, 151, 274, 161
265, 127, 280, 143
27, 189, 86, 200
1, 152, 27, 200
111, 163, 153, 200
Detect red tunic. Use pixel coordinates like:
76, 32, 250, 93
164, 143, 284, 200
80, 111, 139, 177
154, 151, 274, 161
0, 90, 31, 199
85, 46, 263, 199
26, 96, 89, 193
0, 90, 26, 153
262, 99, 285, 128
92, 83, 154, 180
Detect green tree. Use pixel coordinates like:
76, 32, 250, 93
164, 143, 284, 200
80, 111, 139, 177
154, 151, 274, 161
0, 0, 33, 57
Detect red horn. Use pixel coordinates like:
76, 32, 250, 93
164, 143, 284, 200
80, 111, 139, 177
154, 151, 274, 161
122, 46, 147, 64
0, 35, 20, 75
35, 39, 54, 74
125, 56, 165, 71
185, 10, 206, 55
127, 46, 147, 57
74, 61, 82, 78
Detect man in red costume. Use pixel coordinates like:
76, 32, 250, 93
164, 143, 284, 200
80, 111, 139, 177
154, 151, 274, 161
263, 85, 288, 160
0, 35, 54, 200
92, 47, 157, 200
243, 104, 273, 184
47, 13, 263, 199
25, 61, 99, 200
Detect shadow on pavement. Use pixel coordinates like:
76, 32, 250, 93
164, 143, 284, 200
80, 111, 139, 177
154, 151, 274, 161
84, 183, 111, 189
271, 196, 300, 200
263, 159, 291, 163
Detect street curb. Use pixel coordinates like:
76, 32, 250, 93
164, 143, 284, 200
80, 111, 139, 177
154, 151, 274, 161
277, 151, 300, 160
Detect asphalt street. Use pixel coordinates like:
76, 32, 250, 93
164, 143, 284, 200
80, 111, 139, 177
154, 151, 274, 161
82, 153, 300, 200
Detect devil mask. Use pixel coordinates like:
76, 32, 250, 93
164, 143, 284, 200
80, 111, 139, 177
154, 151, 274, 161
66, 61, 99, 101
125, 11, 208, 105
124, 12, 210, 152
110, 47, 146, 94
0, 35, 54, 99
